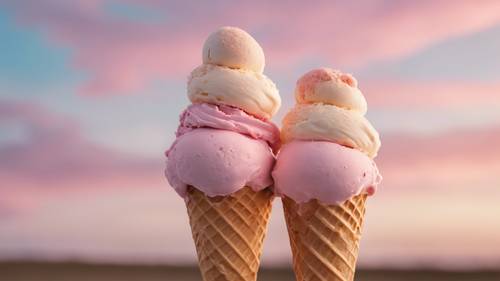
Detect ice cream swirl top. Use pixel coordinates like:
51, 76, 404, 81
282, 68, 380, 158
188, 26, 281, 120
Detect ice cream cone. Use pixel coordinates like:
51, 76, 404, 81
282, 194, 367, 281
273, 68, 381, 281
165, 27, 281, 281
185, 186, 273, 281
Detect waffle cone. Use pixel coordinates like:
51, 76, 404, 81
283, 194, 367, 281
185, 186, 273, 281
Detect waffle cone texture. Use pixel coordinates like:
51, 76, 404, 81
283, 194, 368, 281
185, 186, 273, 281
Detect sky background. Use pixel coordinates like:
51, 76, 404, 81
1, 0, 500, 270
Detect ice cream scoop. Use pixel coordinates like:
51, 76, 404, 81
166, 128, 275, 198
295, 67, 367, 114
281, 103, 380, 157
188, 64, 280, 120
166, 103, 279, 198
202, 26, 265, 73
273, 140, 381, 205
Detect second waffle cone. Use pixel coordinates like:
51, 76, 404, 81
283, 194, 367, 281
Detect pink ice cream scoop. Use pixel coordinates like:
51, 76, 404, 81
165, 104, 278, 198
272, 141, 381, 205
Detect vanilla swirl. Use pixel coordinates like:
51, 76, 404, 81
187, 27, 280, 120
283, 68, 380, 158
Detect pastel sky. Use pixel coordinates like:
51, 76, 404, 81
1, 0, 500, 269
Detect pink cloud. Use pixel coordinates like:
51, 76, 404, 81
4, 0, 500, 94
0, 100, 164, 215
377, 126, 500, 190
0, 100, 159, 185
361, 127, 500, 268
363, 80, 500, 110
381, 127, 500, 164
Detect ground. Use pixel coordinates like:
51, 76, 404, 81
1, 262, 499, 281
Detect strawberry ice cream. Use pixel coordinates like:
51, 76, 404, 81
273, 140, 380, 204
166, 103, 279, 198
